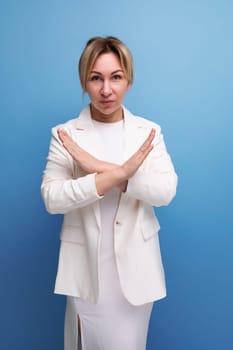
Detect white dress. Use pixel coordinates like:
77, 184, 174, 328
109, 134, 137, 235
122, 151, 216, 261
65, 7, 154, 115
66, 119, 153, 350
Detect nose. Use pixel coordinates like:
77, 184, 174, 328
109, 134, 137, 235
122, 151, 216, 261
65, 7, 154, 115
101, 79, 112, 96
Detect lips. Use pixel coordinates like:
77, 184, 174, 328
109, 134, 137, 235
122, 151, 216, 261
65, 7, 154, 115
100, 100, 114, 105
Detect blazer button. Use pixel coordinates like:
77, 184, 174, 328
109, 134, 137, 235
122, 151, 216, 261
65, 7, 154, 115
116, 220, 121, 225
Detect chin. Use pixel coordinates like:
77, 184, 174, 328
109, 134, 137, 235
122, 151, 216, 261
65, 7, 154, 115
91, 103, 123, 121
101, 109, 117, 116
98, 105, 121, 115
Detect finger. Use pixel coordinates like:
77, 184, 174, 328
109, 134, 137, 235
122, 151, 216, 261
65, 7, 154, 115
138, 144, 154, 161
146, 128, 156, 144
141, 128, 155, 148
57, 129, 67, 136
138, 129, 155, 154
58, 130, 75, 149
57, 129, 68, 143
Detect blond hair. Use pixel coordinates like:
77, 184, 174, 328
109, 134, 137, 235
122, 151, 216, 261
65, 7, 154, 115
79, 36, 134, 91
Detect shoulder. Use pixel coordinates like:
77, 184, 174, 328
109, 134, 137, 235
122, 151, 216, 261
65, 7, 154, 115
50, 118, 77, 140
51, 106, 90, 136
53, 117, 78, 130
134, 114, 161, 130
124, 106, 162, 138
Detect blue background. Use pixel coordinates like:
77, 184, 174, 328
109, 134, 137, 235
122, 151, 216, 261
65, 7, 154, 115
1, 1, 233, 349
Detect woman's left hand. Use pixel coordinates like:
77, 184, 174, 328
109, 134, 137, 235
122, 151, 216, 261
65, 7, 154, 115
57, 129, 117, 174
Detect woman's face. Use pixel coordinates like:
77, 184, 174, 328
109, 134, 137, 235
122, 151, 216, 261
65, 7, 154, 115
85, 52, 131, 122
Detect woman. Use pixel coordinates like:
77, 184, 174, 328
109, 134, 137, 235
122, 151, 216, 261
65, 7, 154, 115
41, 36, 177, 350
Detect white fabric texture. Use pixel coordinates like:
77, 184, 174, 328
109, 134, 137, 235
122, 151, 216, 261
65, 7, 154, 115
67, 119, 153, 350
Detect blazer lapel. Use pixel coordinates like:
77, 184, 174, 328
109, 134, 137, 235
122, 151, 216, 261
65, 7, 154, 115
123, 106, 146, 161
72, 106, 102, 159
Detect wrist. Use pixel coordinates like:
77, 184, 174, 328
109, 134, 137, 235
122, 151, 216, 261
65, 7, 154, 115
98, 161, 118, 173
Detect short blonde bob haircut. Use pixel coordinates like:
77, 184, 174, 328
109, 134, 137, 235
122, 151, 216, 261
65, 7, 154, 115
79, 36, 134, 91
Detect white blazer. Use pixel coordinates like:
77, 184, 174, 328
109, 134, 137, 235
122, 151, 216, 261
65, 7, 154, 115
41, 106, 177, 305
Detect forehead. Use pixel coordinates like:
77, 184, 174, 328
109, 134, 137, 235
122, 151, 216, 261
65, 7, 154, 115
91, 52, 122, 73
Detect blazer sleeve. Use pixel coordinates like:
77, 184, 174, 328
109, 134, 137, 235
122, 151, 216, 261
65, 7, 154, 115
126, 125, 178, 207
41, 126, 103, 214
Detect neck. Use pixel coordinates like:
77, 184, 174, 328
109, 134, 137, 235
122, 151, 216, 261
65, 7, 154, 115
90, 105, 123, 123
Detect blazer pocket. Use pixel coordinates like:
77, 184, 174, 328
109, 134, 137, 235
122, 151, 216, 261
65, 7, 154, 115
60, 225, 85, 245
141, 216, 160, 241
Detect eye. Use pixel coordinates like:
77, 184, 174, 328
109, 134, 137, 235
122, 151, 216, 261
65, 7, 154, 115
111, 74, 123, 81
89, 75, 102, 81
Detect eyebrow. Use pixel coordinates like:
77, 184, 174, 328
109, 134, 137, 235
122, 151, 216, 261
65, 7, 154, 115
90, 69, 124, 75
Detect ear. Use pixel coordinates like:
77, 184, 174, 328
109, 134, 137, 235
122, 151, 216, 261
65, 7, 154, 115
82, 80, 88, 93
126, 82, 132, 91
